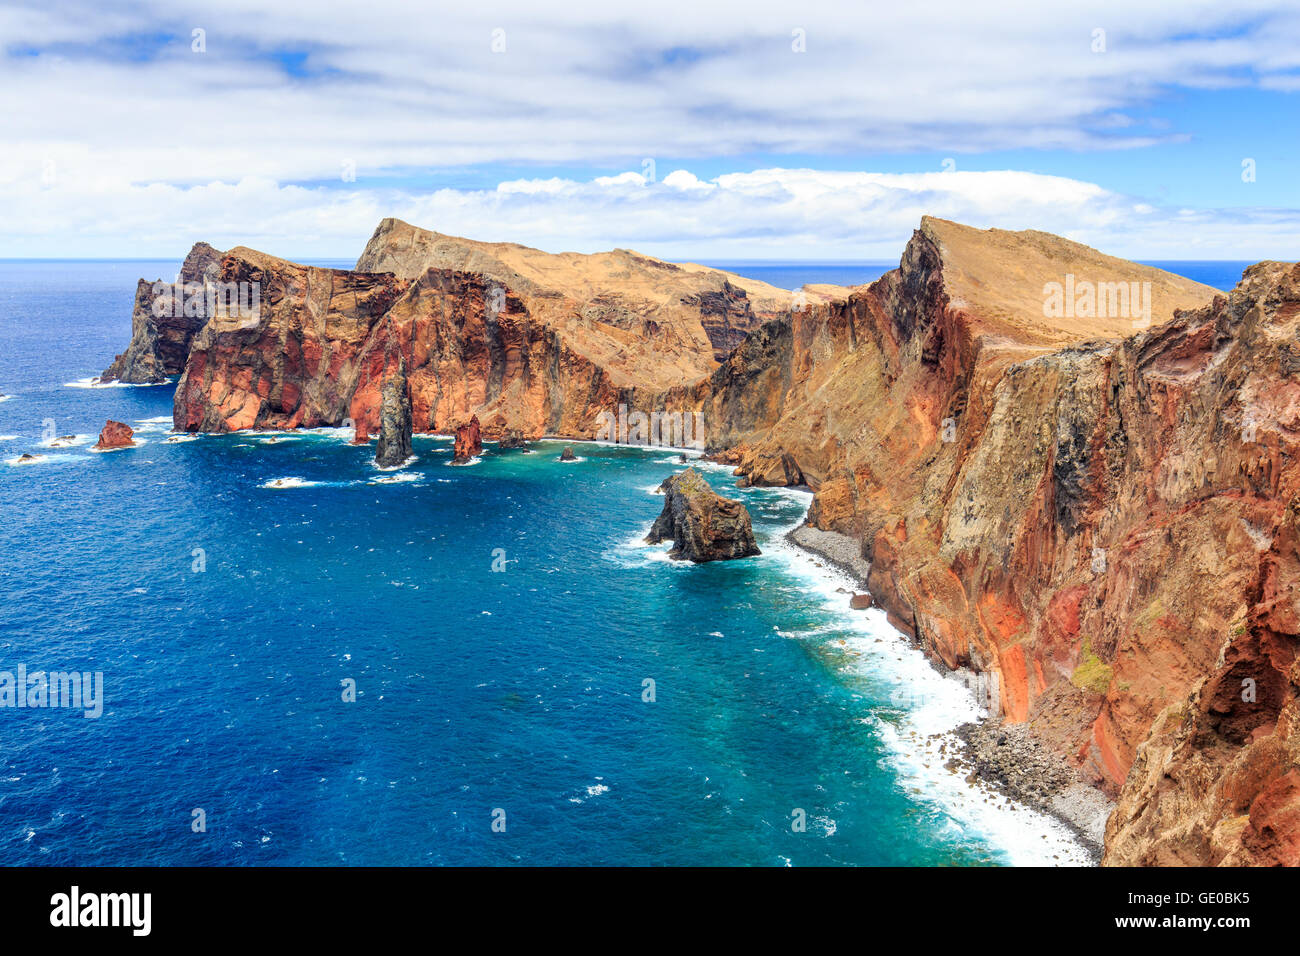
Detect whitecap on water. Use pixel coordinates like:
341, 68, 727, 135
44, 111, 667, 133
764, 523, 1093, 867
260, 477, 321, 489
64, 377, 169, 389
369, 472, 420, 484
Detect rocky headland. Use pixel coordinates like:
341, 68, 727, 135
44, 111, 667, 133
101, 214, 1300, 866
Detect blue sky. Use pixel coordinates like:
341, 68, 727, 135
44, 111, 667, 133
1, 0, 1297, 259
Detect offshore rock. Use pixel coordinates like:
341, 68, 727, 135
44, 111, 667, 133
374, 357, 413, 467
451, 415, 482, 463
95, 420, 135, 449
645, 468, 761, 562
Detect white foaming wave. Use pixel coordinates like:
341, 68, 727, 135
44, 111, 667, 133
87, 437, 148, 453
5, 453, 86, 467
164, 434, 198, 443
252, 434, 302, 444
64, 377, 169, 389
558, 455, 585, 464
602, 530, 690, 570
446, 456, 482, 466
369, 472, 420, 484
0, 394, 12, 403
260, 476, 321, 489
373, 455, 418, 472
0, 435, 17, 442
765, 523, 1092, 866
39, 434, 91, 449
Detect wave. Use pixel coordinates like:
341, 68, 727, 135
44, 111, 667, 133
260, 477, 321, 489
369, 472, 420, 484
63, 377, 171, 389
87, 437, 148, 453
5, 453, 87, 467
37, 433, 92, 449
765, 526, 1092, 866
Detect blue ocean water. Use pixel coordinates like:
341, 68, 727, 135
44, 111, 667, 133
11, 258, 1237, 867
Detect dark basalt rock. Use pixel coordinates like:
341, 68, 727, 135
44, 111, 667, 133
374, 357, 413, 468
645, 468, 761, 562
498, 429, 528, 449
559, 446, 576, 461
101, 242, 225, 384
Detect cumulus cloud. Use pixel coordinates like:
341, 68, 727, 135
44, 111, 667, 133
0, 0, 1297, 256
5, 167, 1295, 260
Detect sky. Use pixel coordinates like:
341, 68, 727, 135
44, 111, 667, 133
1, 0, 1297, 261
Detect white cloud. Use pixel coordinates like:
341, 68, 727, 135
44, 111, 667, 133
0, 1, 1296, 257
4, 167, 1295, 261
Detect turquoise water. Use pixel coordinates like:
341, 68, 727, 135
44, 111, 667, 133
0, 262, 1109, 866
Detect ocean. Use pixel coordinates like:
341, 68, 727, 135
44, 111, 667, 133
0, 259, 1252, 866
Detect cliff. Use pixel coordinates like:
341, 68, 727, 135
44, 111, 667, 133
699, 218, 1299, 866
110, 214, 1300, 865
101, 243, 225, 384
172, 228, 848, 439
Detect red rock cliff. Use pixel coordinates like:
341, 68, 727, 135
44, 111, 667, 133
138, 215, 1300, 864
698, 218, 1300, 866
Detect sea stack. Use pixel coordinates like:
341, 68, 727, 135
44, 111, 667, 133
645, 468, 761, 562
451, 415, 482, 463
374, 357, 413, 467
94, 420, 135, 450
559, 446, 576, 461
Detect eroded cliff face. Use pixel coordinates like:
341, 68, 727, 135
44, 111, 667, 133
699, 219, 1300, 866
172, 226, 849, 440
102, 242, 225, 384
125, 214, 1300, 864
355, 217, 846, 364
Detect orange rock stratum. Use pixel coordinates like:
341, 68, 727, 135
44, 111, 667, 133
137, 215, 1299, 865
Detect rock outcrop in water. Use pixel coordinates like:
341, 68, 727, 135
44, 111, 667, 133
451, 415, 482, 464
645, 468, 761, 562
101, 243, 225, 384
374, 357, 413, 467
95, 420, 135, 449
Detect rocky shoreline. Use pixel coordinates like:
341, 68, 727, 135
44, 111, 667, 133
786, 521, 1113, 862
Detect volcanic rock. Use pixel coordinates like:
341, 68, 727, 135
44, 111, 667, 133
645, 468, 761, 562
849, 593, 874, 610
101, 242, 225, 384
95, 420, 135, 449
374, 357, 413, 468
498, 429, 527, 449
559, 446, 576, 461
451, 415, 482, 464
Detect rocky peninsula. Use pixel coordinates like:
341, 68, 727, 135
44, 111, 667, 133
99, 215, 1300, 866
